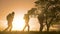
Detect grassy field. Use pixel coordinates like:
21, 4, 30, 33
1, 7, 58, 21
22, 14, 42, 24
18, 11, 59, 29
0, 31, 60, 34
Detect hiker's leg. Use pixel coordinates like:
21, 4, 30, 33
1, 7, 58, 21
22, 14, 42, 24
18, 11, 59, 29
23, 25, 26, 31
3, 26, 10, 31
28, 25, 30, 32
9, 25, 12, 31
3, 21, 10, 31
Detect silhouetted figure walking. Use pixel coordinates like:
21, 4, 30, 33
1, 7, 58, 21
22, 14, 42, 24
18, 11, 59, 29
4, 12, 15, 31
38, 13, 44, 32
23, 14, 30, 31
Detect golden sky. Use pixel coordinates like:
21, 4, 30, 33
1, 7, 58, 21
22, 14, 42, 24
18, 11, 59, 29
0, 0, 35, 20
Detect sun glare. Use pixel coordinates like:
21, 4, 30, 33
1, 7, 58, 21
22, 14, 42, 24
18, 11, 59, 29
11, 12, 40, 31
12, 15, 25, 31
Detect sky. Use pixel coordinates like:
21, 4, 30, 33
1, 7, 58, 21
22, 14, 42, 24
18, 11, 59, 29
0, 0, 40, 31
0, 0, 36, 20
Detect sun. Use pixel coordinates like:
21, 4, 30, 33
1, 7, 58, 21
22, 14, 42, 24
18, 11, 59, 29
12, 15, 25, 31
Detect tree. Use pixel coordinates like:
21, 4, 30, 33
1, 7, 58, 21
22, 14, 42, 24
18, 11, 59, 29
27, 8, 37, 17
35, 0, 49, 32
38, 11, 45, 32
35, 0, 60, 32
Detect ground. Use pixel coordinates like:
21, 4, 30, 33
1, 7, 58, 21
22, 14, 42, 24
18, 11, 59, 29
0, 31, 60, 34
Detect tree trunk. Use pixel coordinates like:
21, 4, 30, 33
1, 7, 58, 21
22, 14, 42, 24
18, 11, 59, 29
46, 23, 50, 32
46, 17, 54, 32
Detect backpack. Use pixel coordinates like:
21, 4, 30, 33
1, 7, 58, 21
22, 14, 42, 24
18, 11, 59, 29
7, 14, 11, 20
24, 14, 29, 20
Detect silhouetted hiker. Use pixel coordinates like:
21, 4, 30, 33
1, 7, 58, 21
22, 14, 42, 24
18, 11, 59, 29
4, 12, 15, 31
38, 13, 45, 32
23, 14, 30, 31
